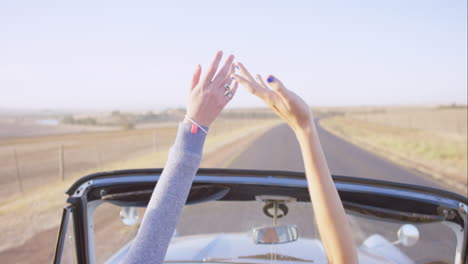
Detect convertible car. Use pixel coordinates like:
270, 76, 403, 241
53, 168, 467, 264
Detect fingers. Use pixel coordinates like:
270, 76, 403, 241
190, 64, 202, 91
256, 74, 269, 90
224, 80, 238, 104
231, 74, 257, 95
232, 73, 274, 105
232, 69, 271, 97
266, 75, 291, 104
236, 62, 256, 83
201, 50, 223, 85
211, 54, 235, 87
225, 70, 236, 90
226, 63, 236, 85
230, 80, 239, 96
233, 62, 270, 97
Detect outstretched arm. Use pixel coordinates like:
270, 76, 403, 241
233, 63, 357, 264
122, 51, 237, 264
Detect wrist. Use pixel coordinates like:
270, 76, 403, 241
172, 122, 208, 156
292, 117, 316, 136
185, 111, 212, 127
184, 115, 209, 134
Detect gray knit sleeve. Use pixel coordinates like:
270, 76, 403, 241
121, 122, 208, 264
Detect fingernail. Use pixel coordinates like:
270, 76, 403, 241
267, 76, 275, 83
235, 65, 240, 70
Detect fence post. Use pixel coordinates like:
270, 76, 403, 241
153, 130, 157, 153
13, 148, 24, 194
95, 143, 102, 170
59, 144, 65, 181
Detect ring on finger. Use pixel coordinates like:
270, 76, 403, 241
224, 83, 230, 90
224, 91, 233, 99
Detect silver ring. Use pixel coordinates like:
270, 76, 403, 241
224, 83, 230, 90
224, 91, 233, 99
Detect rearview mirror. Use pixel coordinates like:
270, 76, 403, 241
396, 224, 419, 247
253, 224, 298, 244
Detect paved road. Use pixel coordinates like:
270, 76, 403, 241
181, 122, 456, 263
228, 122, 445, 190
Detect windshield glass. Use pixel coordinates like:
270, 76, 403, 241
93, 199, 459, 264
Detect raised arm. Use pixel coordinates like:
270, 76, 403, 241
122, 51, 237, 264
232, 63, 357, 264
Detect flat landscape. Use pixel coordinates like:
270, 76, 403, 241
0, 123, 182, 198
2, 1, 465, 263
0, 110, 279, 263
320, 106, 467, 196
0, 116, 121, 139
0, 106, 466, 263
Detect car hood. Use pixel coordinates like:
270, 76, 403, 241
164, 232, 412, 264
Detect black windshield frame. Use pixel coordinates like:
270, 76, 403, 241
58, 168, 467, 264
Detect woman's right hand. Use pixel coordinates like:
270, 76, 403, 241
232, 63, 313, 133
186, 51, 238, 127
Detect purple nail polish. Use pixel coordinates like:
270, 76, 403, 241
267, 76, 275, 83
235, 65, 240, 70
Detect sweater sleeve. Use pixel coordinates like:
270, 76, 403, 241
121, 122, 208, 264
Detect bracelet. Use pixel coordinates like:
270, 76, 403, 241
184, 115, 208, 135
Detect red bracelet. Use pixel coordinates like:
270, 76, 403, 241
184, 115, 208, 135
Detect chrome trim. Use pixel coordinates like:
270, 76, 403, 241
86, 200, 103, 264
92, 176, 157, 187
459, 202, 467, 214
195, 175, 307, 187
71, 180, 93, 198
92, 175, 460, 208
443, 221, 465, 264
335, 183, 460, 208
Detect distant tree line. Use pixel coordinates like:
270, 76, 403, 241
437, 103, 468, 109
62, 115, 97, 126
61, 111, 136, 130
61, 108, 288, 130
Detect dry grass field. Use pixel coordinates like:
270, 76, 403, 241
349, 107, 467, 137
320, 106, 467, 196
0, 117, 120, 139
0, 116, 281, 263
0, 118, 272, 199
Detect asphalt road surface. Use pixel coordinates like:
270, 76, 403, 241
177, 122, 457, 263
228, 122, 445, 190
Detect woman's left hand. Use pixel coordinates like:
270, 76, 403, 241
186, 51, 238, 127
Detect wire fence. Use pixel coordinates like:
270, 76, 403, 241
0, 128, 174, 199
348, 108, 467, 136
0, 118, 266, 199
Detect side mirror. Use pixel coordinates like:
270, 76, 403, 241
253, 224, 298, 244
395, 224, 419, 247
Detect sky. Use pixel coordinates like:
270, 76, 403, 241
0, 0, 466, 110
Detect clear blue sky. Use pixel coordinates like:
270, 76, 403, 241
1, 0, 466, 110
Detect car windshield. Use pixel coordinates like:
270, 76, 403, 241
92, 196, 459, 264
